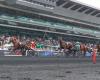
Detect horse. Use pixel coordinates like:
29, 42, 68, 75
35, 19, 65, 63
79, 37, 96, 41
96, 44, 100, 56
80, 43, 88, 57
10, 36, 35, 56
59, 40, 74, 57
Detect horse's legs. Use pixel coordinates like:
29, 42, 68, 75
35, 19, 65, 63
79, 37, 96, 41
26, 49, 35, 56
72, 50, 76, 57
76, 50, 80, 57
21, 47, 26, 56
68, 49, 72, 57
64, 49, 68, 57
25, 50, 29, 56
22, 50, 26, 56
82, 51, 86, 57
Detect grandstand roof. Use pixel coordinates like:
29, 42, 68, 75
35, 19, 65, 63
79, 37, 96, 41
56, 0, 100, 18
71, 0, 100, 10
1, 0, 100, 27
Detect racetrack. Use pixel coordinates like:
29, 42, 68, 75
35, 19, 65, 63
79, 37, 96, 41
0, 56, 99, 64
0, 56, 100, 80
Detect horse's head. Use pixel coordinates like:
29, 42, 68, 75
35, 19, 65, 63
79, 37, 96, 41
24, 40, 33, 50
10, 36, 18, 43
59, 40, 67, 49
80, 43, 88, 52
9, 36, 21, 49
67, 42, 73, 49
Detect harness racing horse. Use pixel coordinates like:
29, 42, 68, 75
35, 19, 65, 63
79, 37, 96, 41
96, 44, 100, 55
80, 43, 88, 56
10, 36, 34, 56
59, 40, 74, 57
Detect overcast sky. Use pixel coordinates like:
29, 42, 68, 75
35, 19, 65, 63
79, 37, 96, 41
71, 0, 100, 9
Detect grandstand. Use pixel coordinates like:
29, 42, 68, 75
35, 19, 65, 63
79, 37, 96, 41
0, 0, 100, 43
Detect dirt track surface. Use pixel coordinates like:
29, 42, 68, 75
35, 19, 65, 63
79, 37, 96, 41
0, 62, 100, 80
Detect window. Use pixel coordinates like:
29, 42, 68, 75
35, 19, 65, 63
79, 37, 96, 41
85, 9, 94, 14
71, 5, 82, 10
56, 0, 66, 6
63, 2, 74, 8
78, 7, 88, 12
91, 11, 100, 16
47, 0, 56, 2
96, 14, 100, 17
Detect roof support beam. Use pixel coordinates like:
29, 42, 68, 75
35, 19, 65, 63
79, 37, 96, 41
91, 11, 100, 16
67, 4, 78, 9
63, 2, 77, 9
60, 1, 69, 7
76, 6, 84, 11
82, 8, 91, 13
56, 0, 68, 6
90, 10, 97, 15
84, 9, 95, 15
96, 13, 100, 16
77, 6, 89, 13
69, 4, 82, 10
